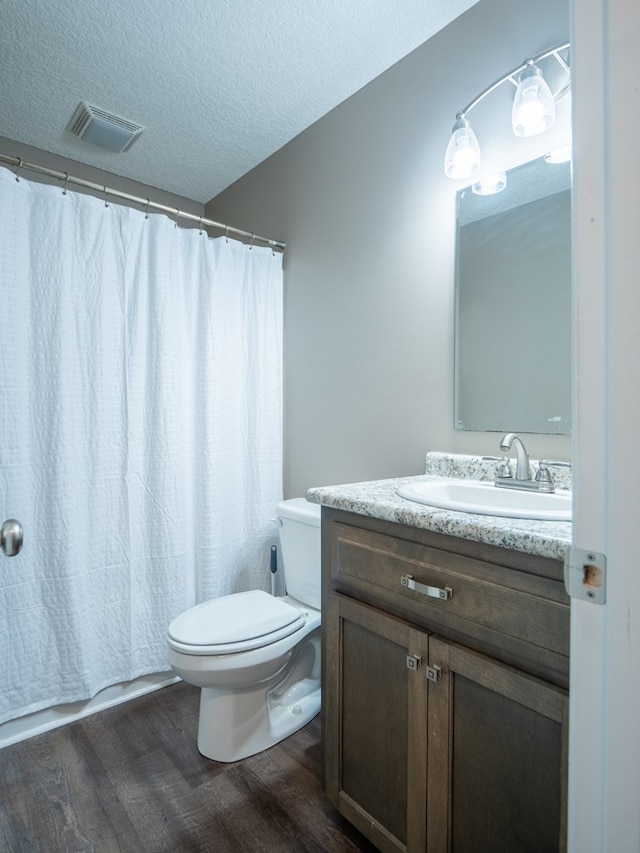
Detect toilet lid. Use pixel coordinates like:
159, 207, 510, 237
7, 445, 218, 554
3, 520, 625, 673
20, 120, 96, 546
168, 590, 305, 647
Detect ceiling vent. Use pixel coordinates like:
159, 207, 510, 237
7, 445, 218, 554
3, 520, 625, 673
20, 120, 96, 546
67, 102, 144, 153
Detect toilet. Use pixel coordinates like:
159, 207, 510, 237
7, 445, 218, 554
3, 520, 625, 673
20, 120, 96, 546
167, 497, 322, 762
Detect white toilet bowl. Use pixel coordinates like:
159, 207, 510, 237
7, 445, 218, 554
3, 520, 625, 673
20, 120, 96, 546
167, 498, 322, 762
168, 590, 320, 762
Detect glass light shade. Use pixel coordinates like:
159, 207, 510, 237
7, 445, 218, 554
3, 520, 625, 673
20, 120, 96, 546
544, 144, 572, 164
472, 172, 507, 195
444, 118, 481, 179
512, 65, 556, 137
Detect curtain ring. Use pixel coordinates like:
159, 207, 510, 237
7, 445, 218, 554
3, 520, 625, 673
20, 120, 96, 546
250, 233, 255, 250
225, 225, 229, 244
174, 208, 180, 228
144, 199, 150, 219
62, 173, 69, 195
198, 217, 204, 236
14, 158, 22, 182
104, 187, 109, 208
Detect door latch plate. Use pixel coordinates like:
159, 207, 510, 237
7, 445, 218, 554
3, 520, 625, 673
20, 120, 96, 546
564, 547, 606, 604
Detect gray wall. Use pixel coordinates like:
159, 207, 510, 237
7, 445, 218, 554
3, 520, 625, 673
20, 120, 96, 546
206, 0, 572, 498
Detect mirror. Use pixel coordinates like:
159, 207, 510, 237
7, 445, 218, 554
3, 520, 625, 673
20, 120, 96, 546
454, 155, 571, 434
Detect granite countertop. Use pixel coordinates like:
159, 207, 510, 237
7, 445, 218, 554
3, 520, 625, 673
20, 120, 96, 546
305, 453, 572, 562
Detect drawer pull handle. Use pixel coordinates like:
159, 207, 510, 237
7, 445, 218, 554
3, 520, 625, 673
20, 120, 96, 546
401, 574, 452, 601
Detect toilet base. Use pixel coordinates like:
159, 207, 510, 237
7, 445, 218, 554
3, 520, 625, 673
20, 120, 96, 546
195, 626, 321, 762
197, 676, 320, 762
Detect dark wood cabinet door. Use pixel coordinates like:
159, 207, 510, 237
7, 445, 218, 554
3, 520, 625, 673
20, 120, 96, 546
426, 637, 569, 853
324, 593, 429, 853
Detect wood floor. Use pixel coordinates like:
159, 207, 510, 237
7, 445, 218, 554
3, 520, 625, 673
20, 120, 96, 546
0, 682, 377, 853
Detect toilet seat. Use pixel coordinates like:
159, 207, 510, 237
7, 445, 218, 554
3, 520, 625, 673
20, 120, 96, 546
167, 590, 307, 656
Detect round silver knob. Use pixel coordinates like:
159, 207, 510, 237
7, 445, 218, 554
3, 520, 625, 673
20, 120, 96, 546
1, 518, 23, 557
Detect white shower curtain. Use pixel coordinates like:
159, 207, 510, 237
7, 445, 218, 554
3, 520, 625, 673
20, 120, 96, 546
0, 167, 283, 724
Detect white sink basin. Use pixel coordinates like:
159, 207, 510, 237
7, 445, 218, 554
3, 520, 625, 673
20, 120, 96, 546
396, 478, 572, 521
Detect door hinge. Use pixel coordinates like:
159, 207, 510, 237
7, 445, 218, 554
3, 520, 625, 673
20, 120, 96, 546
564, 547, 606, 604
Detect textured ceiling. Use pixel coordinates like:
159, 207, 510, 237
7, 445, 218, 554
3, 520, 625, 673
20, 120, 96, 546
0, 0, 478, 203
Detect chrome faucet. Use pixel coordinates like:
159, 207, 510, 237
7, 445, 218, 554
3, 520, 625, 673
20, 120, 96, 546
499, 432, 531, 481
493, 432, 542, 491
491, 433, 571, 492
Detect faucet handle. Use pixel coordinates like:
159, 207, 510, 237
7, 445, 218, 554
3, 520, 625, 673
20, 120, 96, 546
535, 460, 572, 492
535, 461, 555, 491
482, 455, 513, 479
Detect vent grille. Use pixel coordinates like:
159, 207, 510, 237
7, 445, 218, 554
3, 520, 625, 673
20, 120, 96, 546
67, 102, 144, 153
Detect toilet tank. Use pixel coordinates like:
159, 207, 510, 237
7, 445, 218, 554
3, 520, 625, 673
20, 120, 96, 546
277, 498, 321, 611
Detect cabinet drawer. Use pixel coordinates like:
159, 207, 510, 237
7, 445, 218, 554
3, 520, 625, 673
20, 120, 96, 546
330, 521, 569, 659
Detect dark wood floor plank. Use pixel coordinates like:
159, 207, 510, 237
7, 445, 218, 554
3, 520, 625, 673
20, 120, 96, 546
52, 724, 140, 852
192, 769, 260, 853
0, 682, 376, 853
1, 725, 129, 853
240, 738, 370, 853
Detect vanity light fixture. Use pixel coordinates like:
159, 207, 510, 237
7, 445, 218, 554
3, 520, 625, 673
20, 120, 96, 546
544, 144, 572, 164
471, 172, 507, 196
444, 117, 481, 180
512, 63, 556, 137
444, 42, 570, 180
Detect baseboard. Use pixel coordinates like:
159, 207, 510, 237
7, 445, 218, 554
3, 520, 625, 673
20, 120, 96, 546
0, 672, 180, 750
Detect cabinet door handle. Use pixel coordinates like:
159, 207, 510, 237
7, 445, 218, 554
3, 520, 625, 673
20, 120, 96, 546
426, 664, 442, 683
401, 574, 452, 601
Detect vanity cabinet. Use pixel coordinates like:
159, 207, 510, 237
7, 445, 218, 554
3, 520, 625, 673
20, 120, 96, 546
322, 508, 570, 853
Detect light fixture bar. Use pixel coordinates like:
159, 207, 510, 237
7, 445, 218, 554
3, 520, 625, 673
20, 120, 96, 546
456, 41, 570, 120
444, 41, 571, 180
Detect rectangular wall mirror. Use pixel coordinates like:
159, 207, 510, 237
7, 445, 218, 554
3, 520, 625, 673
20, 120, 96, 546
454, 155, 571, 434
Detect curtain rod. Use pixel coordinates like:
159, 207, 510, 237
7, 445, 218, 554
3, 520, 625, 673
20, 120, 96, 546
0, 153, 285, 251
